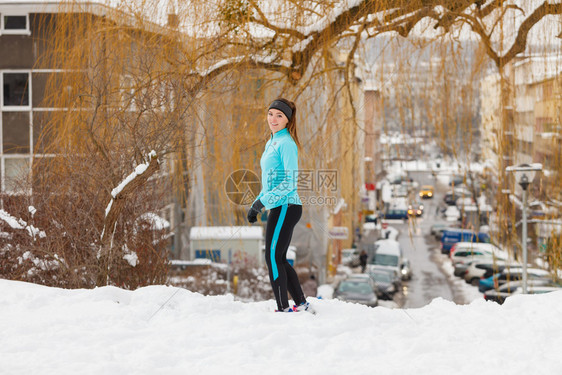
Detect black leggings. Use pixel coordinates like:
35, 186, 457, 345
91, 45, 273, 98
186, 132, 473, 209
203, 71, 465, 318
265, 204, 306, 310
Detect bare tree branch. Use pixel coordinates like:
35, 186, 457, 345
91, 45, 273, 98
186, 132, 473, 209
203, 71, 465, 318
499, 2, 562, 68
199, 1, 561, 83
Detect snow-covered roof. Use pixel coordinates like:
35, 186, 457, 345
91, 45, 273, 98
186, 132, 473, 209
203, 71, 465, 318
537, 220, 562, 236
0, 1, 172, 36
190, 226, 263, 240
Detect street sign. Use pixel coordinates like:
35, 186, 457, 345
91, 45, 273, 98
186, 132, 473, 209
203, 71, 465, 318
329, 226, 348, 240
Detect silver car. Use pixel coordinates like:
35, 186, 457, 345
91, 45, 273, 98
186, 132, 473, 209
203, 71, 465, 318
463, 261, 520, 286
368, 264, 402, 290
334, 278, 378, 307
368, 270, 396, 300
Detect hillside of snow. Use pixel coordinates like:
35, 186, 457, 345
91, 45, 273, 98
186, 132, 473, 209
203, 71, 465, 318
2, 279, 562, 374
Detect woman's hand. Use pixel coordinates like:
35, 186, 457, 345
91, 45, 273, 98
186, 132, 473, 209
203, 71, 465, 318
247, 200, 265, 223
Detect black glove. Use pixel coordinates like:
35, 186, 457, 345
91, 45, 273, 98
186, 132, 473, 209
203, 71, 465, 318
247, 199, 264, 223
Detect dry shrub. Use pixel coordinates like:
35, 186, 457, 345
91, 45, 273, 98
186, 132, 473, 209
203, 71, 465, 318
168, 262, 274, 302
0, 159, 171, 289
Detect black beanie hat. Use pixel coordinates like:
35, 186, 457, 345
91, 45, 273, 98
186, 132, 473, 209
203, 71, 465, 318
268, 100, 293, 121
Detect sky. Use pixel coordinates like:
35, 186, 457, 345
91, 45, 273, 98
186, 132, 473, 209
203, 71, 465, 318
2, 278, 562, 375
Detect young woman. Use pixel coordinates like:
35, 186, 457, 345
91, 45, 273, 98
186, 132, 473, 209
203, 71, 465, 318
247, 98, 311, 313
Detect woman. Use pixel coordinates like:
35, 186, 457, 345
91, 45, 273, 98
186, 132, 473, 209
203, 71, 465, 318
247, 98, 311, 313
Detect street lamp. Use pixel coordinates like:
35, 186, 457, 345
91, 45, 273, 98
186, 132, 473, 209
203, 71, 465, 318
505, 163, 542, 294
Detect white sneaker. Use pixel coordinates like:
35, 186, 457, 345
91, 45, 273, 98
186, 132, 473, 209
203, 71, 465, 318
293, 301, 316, 314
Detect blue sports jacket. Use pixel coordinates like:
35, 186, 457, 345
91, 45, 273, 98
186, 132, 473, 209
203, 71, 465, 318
254, 128, 302, 210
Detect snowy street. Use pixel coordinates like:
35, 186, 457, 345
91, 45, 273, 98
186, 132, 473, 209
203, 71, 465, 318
358, 170, 482, 309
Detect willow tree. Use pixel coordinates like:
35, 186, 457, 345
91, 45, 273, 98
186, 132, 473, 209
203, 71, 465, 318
25, 5, 204, 287
181, 0, 561, 268
9, 0, 559, 287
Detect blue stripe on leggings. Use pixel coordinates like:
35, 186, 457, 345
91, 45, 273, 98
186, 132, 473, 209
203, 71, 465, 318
270, 204, 288, 281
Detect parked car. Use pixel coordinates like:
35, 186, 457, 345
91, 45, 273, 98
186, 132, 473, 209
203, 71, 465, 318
430, 223, 447, 237
419, 185, 434, 199
463, 261, 520, 286
368, 239, 403, 288
371, 239, 402, 265
440, 229, 490, 254
369, 265, 402, 290
400, 258, 412, 280
368, 270, 396, 300
450, 246, 503, 266
454, 260, 474, 277
455, 197, 474, 209
451, 249, 508, 269
430, 223, 457, 241
443, 187, 472, 206
341, 248, 360, 267
449, 175, 464, 186
478, 268, 551, 293
365, 214, 378, 223
347, 273, 377, 290
443, 206, 460, 221
443, 192, 457, 206
484, 280, 562, 304
450, 242, 508, 264
381, 208, 409, 221
333, 278, 378, 307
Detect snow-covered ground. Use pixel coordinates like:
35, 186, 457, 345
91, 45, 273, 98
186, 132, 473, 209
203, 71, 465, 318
2, 279, 562, 375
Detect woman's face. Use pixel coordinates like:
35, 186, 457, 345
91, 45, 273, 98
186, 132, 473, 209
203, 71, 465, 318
267, 108, 288, 133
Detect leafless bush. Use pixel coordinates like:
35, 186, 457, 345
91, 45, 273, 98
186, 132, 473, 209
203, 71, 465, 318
0, 158, 172, 289
168, 263, 274, 302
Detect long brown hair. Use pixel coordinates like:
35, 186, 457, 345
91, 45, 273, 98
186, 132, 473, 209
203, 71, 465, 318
274, 97, 301, 149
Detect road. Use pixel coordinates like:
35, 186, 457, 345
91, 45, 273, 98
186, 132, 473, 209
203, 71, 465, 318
371, 170, 473, 308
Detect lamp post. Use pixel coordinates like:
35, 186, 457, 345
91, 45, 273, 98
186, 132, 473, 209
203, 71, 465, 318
505, 163, 542, 294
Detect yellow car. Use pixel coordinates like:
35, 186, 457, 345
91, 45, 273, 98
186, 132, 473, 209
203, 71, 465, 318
419, 185, 434, 199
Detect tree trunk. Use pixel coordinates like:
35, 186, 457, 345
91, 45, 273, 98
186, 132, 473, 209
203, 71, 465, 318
97, 153, 160, 286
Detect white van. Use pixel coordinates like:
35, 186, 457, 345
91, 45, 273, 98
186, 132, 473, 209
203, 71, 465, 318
372, 239, 402, 264
368, 239, 403, 285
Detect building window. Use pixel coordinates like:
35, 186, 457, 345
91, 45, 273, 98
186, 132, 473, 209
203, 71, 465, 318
3, 157, 31, 194
1, 14, 30, 35
2, 72, 30, 108
2, 112, 30, 154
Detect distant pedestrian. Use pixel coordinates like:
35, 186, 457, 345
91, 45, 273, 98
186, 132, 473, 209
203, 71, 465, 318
359, 250, 368, 273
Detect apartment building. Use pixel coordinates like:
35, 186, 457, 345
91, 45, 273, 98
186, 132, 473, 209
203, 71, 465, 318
0, 3, 158, 193
512, 56, 562, 164
0, 3, 191, 260
480, 55, 561, 185
0, 9, 46, 194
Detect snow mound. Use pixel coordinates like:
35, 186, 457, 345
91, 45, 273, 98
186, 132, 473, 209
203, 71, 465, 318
2, 280, 562, 374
